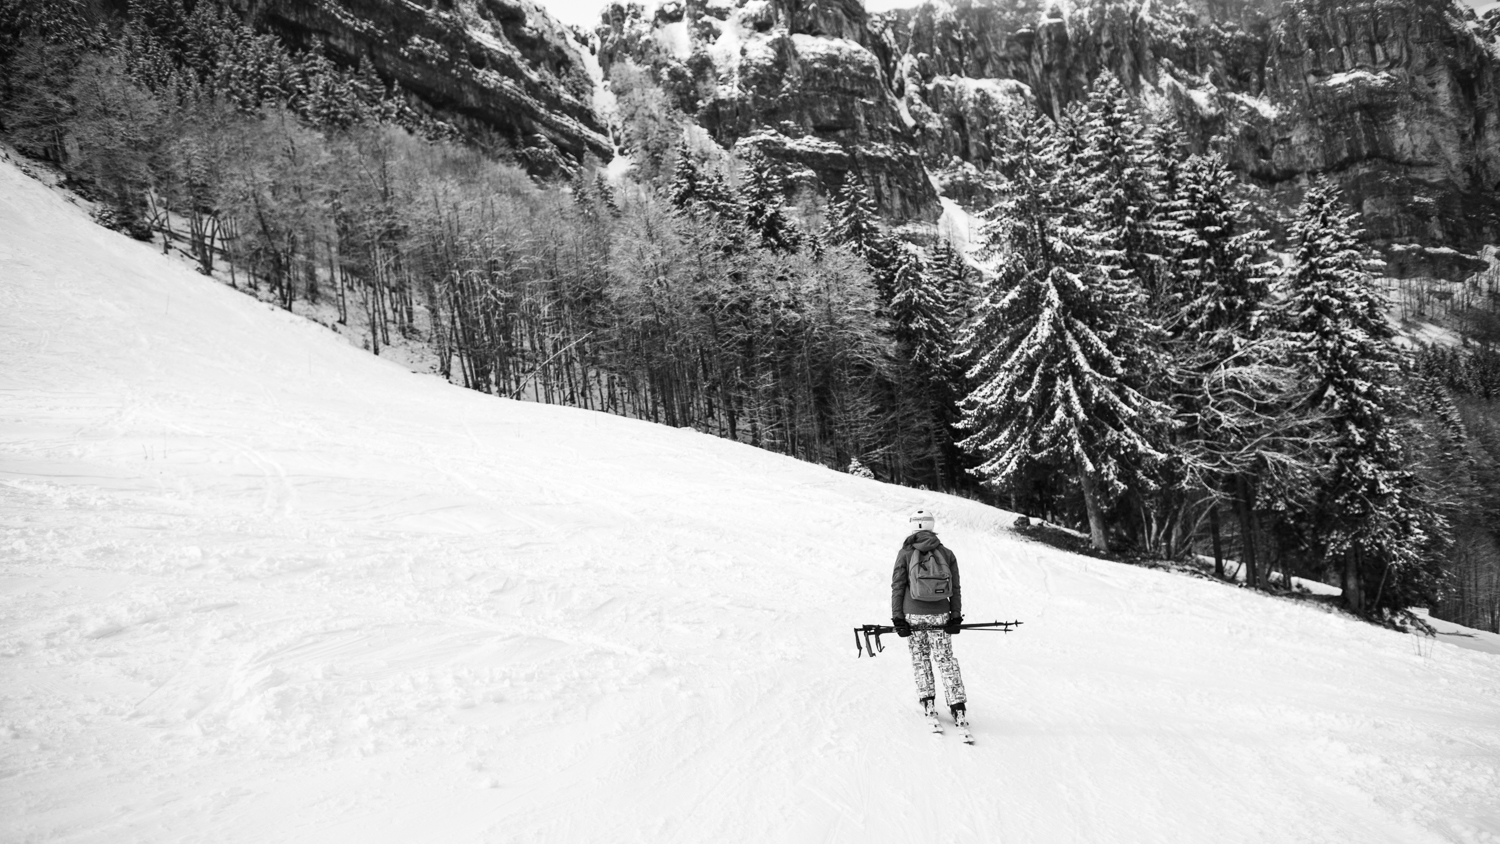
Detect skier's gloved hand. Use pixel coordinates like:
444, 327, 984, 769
944, 615, 963, 634
892, 616, 912, 638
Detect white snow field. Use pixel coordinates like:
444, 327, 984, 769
2, 156, 1499, 844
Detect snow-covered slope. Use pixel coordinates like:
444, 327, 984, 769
2, 154, 1499, 843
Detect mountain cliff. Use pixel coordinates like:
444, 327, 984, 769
237, 0, 614, 174
241, 0, 1500, 277
594, 0, 1500, 277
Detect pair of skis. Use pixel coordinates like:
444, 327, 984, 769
926, 708, 974, 744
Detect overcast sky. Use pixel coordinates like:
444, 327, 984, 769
535, 0, 916, 29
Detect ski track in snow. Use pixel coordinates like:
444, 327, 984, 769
2, 155, 1500, 843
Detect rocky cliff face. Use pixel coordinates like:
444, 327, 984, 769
244, 0, 1500, 274
596, 0, 942, 219
596, 0, 1500, 276
1252, 0, 1499, 275
241, 0, 613, 176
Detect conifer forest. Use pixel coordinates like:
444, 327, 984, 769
3, 0, 1499, 632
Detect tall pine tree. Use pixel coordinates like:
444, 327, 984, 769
824, 177, 895, 302
667, 138, 702, 210
1160, 153, 1321, 579
957, 109, 1167, 551
1278, 181, 1447, 617
737, 147, 800, 253
888, 246, 963, 487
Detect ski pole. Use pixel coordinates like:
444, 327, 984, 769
853, 620, 1023, 658
854, 624, 892, 658
949, 620, 1024, 632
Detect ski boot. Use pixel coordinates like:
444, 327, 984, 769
922, 697, 942, 733
951, 703, 974, 744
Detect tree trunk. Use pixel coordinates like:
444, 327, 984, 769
1342, 552, 1366, 615
366, 276, 381, 357
333, 252, 346, 326
1235, 474, 1259, 588
1078, 464, 1109, 553
1209, 505, 1225, 579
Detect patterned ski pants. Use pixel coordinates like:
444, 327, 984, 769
907, 612, 966, 706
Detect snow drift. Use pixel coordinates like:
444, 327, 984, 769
2, 153, 1498, 843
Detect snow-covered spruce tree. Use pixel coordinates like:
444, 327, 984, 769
665, 144, 746, 258
737, 147, 801, 253
1073, 80, 1199, 553
824, 179, 886, 259
889, 247, 955, 384
1161, 153, 1326, 581
888, 246, 965, 488
1078, 76, 1172, 304
696, 169, 741, 226
299, 51, 365, 130
930, 238, 974, 321
1277, 181, 1447, 617
667, 139, 702, 210
1168, 155, 1269, 347
929, 238, 977, 487
592, 173, 620, 217
957, 109, 1168, 552
823, 178, 896, 302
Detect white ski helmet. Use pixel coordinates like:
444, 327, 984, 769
909, 509, 935, 532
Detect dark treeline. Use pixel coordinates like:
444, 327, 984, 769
4, 0, 1498, 630
1412, 344, 1500, 633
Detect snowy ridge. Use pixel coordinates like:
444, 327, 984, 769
3, 156, 1500, 841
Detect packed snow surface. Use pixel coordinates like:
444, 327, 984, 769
3, 154, 1500, 843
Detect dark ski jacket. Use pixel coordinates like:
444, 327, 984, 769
891, 530, 961, 619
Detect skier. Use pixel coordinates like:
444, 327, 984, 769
891, 509, 969, 733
